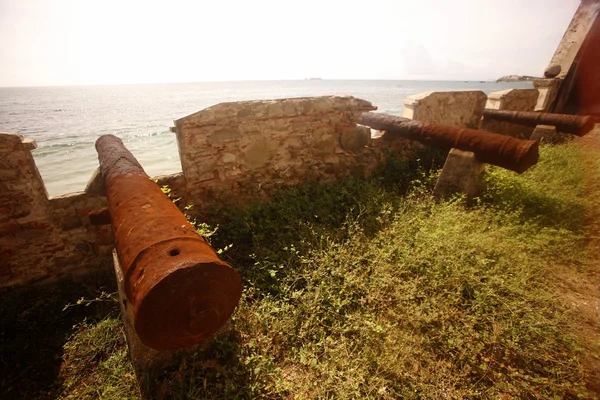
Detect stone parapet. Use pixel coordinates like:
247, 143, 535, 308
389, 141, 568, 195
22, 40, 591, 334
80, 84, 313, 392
403, 91, 487, 129
0, 133, 188, 288
1, 96, 416, 288
173, 96, 406, 210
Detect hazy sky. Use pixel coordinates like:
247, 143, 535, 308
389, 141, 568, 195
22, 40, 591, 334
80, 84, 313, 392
0, 0, 581, 87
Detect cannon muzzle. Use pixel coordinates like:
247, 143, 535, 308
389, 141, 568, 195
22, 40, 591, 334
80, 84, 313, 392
96, 134, 242, 351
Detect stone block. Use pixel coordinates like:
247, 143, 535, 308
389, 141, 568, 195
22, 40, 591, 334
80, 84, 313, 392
60, 215, 83, 231
88, 208, 111, 226
0, 192, 33, 220
84, 167, 106, 196
22, 139, 36, 150
0, 132, 27, 151
236, 107, 252, 118
544, 64, 561, 78
313, 135, 337, 156
49, 193, 85, 213
75, 240, 95, 256
482, 89, 538, 138
93, 224, 114, 245
0, 165, 21, 181
267, 102, 285, 117
13, 227, 50, 241
403, 91, 487, 129
484, 89, 538, 111
533, 79, 560, 111
340, 125, 371, 152
0, 221, 21, 236
221, 153, 236, 164
174, 96, 374, 128
530, 125, 570, 144
433, 149, 485, 200
245, 138, 278, 169
210, 128, 242, 143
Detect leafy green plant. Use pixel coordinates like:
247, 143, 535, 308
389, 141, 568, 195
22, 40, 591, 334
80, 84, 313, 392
46, 143, 599, 399
62, 290, 118, 312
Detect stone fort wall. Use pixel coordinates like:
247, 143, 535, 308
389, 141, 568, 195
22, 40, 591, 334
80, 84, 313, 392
0, 96, 413, 288
0, 90, 538, 289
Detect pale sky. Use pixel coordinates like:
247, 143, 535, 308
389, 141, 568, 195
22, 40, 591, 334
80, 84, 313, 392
0, 0, 581, 87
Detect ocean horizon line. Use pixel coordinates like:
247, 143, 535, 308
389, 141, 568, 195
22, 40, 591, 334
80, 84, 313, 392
0, 78, 499, 90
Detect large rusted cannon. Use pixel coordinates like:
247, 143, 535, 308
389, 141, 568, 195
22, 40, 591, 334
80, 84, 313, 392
95, 134, 242, 351
482, 109, 595, 136
359, 112, 539, 173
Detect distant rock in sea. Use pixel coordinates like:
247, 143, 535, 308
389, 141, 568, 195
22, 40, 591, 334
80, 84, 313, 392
496, 75, 539, 82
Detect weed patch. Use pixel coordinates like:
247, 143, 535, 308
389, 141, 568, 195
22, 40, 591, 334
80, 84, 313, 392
7, 143, 598, 399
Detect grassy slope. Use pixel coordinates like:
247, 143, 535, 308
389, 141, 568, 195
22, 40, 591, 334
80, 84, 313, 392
4, 143, 598, 399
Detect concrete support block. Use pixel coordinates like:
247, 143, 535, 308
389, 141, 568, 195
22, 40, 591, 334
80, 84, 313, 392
433, 149, 485, 200
112, 250, 202, 398
401, 91, 487, 199
530, 125, 569, 144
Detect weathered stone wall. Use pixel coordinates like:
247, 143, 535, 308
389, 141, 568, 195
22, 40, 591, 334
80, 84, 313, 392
1, 96, 417, 288
0, 134, 107, 287
403, 91, 487, 128
0, 132, 187, 288
9, 90, 539, 288
482, 89, 539, 138
174, 96, 405, 210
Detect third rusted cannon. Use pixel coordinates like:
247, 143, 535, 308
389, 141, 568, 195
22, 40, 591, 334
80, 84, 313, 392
95, 134, 242, 351
359, 112, 539, 173
482, 109, 595, 136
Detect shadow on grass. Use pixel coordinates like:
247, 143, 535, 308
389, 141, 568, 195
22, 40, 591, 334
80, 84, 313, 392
204, 149, 447, 294
0, 266, 117, 400
141, 150, 449, 398
153, 326, 257, 399
131, 144, 592, 398
480, 155, 588, 233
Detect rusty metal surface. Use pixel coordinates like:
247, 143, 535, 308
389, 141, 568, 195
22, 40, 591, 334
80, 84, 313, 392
482, 109, 595, 136
95, 134, 242, 351
359, 112, 539, 173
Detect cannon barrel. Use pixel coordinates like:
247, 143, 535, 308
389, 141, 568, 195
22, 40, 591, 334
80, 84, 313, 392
95, 135, 242, 351
482, 109, 595, 136
359, 112, 539, 173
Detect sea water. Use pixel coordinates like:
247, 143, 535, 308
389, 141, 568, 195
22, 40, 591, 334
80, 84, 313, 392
0, 80, 533, 196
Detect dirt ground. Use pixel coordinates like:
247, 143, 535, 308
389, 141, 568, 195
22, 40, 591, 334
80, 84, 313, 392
1, 129, 600, 399
566, 124, 600, 395
0, 268, 117, 400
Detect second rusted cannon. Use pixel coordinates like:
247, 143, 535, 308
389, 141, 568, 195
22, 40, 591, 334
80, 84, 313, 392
95, 134, 242, 351
359, 112, 539, 173
482, 109, 595, 136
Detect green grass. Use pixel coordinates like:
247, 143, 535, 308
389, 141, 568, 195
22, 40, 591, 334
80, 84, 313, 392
59, 318, 138, 399
7, 143, 598, 399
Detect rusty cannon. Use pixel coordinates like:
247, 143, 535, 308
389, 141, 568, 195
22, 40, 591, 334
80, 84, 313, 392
359, 112, 539, 173
482, 109, 595, 136
95, 134, 242, 351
